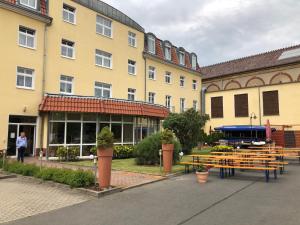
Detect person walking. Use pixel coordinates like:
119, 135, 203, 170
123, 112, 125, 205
16, 132, 27, 163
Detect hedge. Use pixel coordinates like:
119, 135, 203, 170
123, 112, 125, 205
135, 132, 181, 165
3, 161, 94, 188
90, 145, 135, 159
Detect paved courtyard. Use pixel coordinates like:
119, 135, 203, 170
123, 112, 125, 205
0, 177, 91, 224
3, 162, 300, 225
25, 157, 163, 188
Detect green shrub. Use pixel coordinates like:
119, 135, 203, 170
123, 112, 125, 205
57, 146, 79, 161
135, 132, 181, 165
90, 145, 135, 159
57, 146, 67, 160
161, 129, 175, 144
3, 161, 94, 188
204, 132, 224, 146
97, 127, 114, 149
212, 145, 233, 152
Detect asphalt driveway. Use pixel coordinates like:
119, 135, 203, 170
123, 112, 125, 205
3, 163, 300, 225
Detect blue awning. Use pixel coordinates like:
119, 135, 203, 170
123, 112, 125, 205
214, 125, 276, 132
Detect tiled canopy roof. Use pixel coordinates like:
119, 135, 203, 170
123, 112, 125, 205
145, 33, 201, 73
202, 44, 300, 80
39, 94, 169, 118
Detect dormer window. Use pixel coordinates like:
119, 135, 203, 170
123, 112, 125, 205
192, 54, 197, 69
148, 35, 155, 54
179, 52, 185, 65
164, 43, 171, 61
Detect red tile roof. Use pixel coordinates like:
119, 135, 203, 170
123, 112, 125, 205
145, 33, 201, 73
202, 44, 300, 80
39, 94, 169, 118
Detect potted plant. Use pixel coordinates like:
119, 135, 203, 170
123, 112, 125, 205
97, 127, 114, 189
161, 129, 175, 173
196, 164, 209, 183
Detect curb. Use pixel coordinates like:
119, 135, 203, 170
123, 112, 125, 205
77, 187, 122, 198
0, 174, 17, 180
121, 177, 167, 191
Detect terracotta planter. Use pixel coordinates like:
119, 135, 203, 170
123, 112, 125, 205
196, 171, 209, 183
97, 147, 113, 189
162, 143, 174, 173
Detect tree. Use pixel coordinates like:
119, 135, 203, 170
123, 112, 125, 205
163, 109, 209, 154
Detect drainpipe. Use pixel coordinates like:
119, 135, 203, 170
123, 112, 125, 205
39, 23, 48, 157
143, 54, 147, 102
201, 87, 207, 115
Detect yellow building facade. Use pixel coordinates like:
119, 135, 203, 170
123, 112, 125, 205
202, 46, 300, 147
0, 0, 201, 157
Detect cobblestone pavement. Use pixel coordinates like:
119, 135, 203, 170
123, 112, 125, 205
25, 157, 163, 188
0, 177, 90, 224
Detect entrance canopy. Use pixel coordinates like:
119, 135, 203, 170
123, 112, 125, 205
39, 94, 169, 118
215, 125, 276, 132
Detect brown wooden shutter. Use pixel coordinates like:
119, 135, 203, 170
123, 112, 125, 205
211, 96, 223, 118
234, 94, 249, 117
263, 91, 279, 116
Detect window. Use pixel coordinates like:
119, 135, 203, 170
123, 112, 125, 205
95, 49, 112, 69
63, 4, 76, 24
128, 88, 136, 101
164, 43, 171, 60
234, 94, 249, 117
180, 76, 185, 87
61, 39, 75, 59
179, 52, 185, 65
192, 54, 197, 69
263, 91, 279, 116
20, 0, 37, 9
148, 66, 156, 80
60, 75, 73, 94
180, 98, 185, 113
193, 100, 198, 110
19, 26, 35, 49
148, 92, 155, 104
95, 82, 111, 98
128, 31, 136, 47
128, 60, 136, 75
96, 15, 112, 37
148, 35, 155, 54
192, 80, 197, 90
211, 96, 223, 118
165, 95, 172, 109
16, 67, 34, 89
165, 72, 171, 84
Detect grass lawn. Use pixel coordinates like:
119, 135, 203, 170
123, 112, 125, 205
65, 147, 212, 175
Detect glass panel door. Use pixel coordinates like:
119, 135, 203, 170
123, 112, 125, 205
7, 124, 18, 156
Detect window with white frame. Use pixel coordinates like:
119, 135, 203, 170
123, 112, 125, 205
128, 31, 136, 47
179, 52, 185, 65
148, 92, 155, 104
180, 76, 185, 87
16, 67, 34, 89
20, 0, 37, 9
193, 100, 198, 110
192, 54, 197, 69
61, 39, 75, 59
148, 35, 155, 54
63, 4, 76, 24
148, 66, 156, 80
192, 80, 197, 90
128, 88, 136, 101
164, 43, 171, 61
19, 26, 35, 49
95, 49, 112, 69
165, 95, 172, 109
128, 60, 136, 75
95, 82, 111, 98
96, 15, 112, 38
180, 98, 185, 113
165, 72, 171, 84
60, 75, 73, 94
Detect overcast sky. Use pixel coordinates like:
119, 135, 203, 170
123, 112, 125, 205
102, 0, 300, 66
